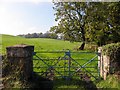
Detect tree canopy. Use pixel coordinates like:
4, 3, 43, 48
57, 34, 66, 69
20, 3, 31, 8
50, 2, 120, 50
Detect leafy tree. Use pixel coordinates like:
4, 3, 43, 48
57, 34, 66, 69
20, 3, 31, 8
18, 32, 58, 39
51, 2, 88, 50
85, 2, 120, 46
51, 2, 120, 48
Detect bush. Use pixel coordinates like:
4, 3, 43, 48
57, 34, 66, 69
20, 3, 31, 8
102, 43, 120, 73
85, 44, 98, 52
102, 42, 120, 63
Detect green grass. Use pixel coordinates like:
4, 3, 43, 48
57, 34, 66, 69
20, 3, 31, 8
1, 34, 80, 54
33, 51, 98, 80
1, 34, 120, 89
96, 75, 120, 89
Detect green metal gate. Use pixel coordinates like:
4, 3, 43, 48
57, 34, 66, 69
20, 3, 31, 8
33, 50, 100, 81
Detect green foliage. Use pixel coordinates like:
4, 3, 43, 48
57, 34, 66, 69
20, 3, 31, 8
51, 2, 87, 49
51, 2, 120, 47
102, 43, 120, 74
102, 42, 120, 62
84, 43, 98, 52
21, 32, 58, 39
87, 2, 120, 46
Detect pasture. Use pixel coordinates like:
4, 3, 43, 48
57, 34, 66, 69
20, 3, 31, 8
1, 34, 98, 77
1, 34, 80, 54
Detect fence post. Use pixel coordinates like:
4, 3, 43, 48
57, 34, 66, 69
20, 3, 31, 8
6, 44, 34, 80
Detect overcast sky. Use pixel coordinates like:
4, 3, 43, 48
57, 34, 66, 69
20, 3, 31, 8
0, 0, 56, 35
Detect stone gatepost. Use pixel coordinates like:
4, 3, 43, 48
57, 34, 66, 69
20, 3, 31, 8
6, 44, 34, 80
98, 47, 103, 77
98, 47, 110, 80
103, 55, 110, 80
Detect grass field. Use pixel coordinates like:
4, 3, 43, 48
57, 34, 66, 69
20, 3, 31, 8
1, 34, 120, 89
1, 34, 98, 77
1, 34, 81, 54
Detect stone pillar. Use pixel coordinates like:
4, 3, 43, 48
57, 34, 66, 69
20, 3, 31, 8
98, 47, 110, 80
98, 47, 103, 77
6, 44, 34, 80
103, 55, 110, 80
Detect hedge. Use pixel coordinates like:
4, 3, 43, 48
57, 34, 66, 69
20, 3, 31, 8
102, 42, 120, 63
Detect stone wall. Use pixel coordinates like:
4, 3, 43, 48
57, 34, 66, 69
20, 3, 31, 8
98, 47, 110, 80
6, 44, 34, 80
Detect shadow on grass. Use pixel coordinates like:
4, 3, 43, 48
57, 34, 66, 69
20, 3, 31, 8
2, 73, 98, 90
29, 73, 98, 90
27, 72, 53, 90
53, 78, 98, 90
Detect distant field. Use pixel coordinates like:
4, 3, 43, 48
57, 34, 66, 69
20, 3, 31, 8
1, 34, 80, 54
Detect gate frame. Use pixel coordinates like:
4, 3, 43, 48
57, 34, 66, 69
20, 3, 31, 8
33, 50, 100, 80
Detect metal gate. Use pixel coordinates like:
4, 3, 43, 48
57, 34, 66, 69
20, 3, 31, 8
33, 50, 100, 81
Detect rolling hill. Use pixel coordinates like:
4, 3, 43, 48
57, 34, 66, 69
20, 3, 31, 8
1, 34, 80, 54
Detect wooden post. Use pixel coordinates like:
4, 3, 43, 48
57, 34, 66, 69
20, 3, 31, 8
6, 44, 34, 80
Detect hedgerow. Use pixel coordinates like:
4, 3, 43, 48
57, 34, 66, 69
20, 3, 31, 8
102, 42, 120, 63
102, 42, 120, 74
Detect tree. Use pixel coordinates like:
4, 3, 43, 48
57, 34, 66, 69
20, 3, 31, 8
18, 32, 58, 39
51, 2, 88, 50
85, 2, 120, 46
51, 2, 120, 48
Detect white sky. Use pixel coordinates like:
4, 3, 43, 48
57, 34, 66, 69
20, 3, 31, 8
0, 4, 26, 35
0, 0, 55, 35
0, 0, 53, 3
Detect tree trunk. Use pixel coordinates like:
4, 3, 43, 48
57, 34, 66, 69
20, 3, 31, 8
79, 25, 85, 50
79, 42, 85, 50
